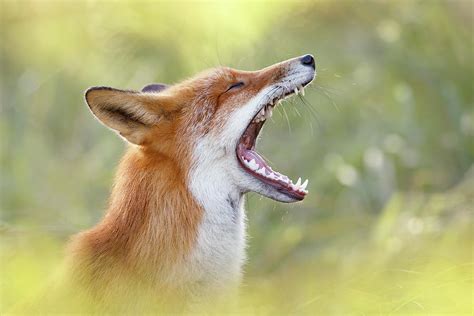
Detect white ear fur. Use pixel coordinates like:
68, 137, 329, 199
85, 87, 159, 145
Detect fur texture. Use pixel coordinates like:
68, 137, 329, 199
68, 55, 315, 310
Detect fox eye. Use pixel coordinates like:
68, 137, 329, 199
226, 81, 244, 92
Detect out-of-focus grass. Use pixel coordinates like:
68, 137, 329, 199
0, 234, 63, 311
1, 0, 473, 314
242, 172, 473, 315
2, 170, 472, 314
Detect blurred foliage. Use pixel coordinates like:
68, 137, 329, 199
1, 0, 473, 314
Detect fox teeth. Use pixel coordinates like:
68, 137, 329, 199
254, 107, 267, 122
244, 158, 310, 193
265, 107, 273, 118
301, 179, 308, 190
258, 108, 266, 121
249, 159, 259, 171
299, 85, 305, 96
294, 87, 299, 95
256, 167, 266, 176
288, 177, 309, 192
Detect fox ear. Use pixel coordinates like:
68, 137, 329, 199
141, 83, 169, 93
85, 87, 161, 145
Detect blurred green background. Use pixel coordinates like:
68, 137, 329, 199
1, 0, 473, 314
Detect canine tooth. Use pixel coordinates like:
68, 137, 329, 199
257, 167, 266, 175
300, 86, 305, 96
266, 107, 273, 118
301, 179, 308, 190
296, 177, 301, 187
294, 87, 299, 95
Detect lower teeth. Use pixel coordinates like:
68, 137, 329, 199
242, 157, 308, 193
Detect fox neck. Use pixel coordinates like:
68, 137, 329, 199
71, 145, 246, 291
187, 136, 248, 289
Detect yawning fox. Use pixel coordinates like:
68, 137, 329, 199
68, 54, 316, 310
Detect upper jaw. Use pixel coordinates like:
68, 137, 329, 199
254, 73, 315, 122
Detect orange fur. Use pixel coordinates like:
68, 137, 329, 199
69, 61, 294, 307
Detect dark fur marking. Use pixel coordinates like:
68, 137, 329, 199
142, 83, 169, 93
103, 105, 148, 127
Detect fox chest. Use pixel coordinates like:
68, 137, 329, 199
187, 194, 247, 289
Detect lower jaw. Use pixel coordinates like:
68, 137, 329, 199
236, 145, 306, 201
238, 161, 305, 201
276, 188, 305, 201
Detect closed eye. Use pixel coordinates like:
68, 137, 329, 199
225, 81, 244, 92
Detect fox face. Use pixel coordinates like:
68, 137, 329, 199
85, 54, 316, 204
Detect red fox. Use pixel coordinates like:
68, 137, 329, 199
68, 55, 316, 310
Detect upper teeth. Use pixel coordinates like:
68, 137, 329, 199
265, 106, 273, 118
295, 85, 305, 96
299, 85, 305, 96
254, 104, 272, 122
252, 85, 305, 124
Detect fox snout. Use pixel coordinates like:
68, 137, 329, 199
256, 54, 316, 94
280, 54, 316, 77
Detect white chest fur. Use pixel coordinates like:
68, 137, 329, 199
187, 141, 247, 292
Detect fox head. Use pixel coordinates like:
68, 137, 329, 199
85, 54, 316, 203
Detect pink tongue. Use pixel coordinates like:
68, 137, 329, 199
237, 144, 291, 184
238, 146, 268, 170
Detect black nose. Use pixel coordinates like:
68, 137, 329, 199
300, 54, 315, 69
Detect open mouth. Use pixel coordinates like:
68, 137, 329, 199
237, 81, 312, 200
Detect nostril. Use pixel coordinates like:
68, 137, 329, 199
301, 54, 315, 69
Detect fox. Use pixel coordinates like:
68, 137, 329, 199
66, 54, 316, 311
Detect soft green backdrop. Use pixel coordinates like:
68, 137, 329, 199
1, 0, 473, 314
